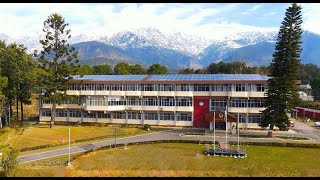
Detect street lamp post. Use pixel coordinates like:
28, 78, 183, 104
114, 126, 117, 148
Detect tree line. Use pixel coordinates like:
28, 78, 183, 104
78, 62, 168, 75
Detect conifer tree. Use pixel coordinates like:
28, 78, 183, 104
36, 13, 80, 128
260, 3, 303, 136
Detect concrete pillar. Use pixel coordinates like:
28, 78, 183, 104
126, 111, 129, 124
141, 112, 144, 126
174, 112, 177, 126
245, 113, 249, 130
96, 111, 98, 123
158, 111, 161, 126
80, 110, 84, 123
67, 109, 70, 122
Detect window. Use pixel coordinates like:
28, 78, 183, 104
248, 98, 265, 107
160, 97, 175, 106
56, 110, 67, 117
143, 84, 157, 91
159, 84, 175, 91
211, 99, 227, 111
42, 110, 51, 117
256, 84, 265, 92
128, 112, 141, 119
87, 96, 107, 106
194, 84, 210, 91
69, 110, 81, 117
97, 112, 111, 118
126, 84, 140, 91
176, 98, 192, 106
81, 84, 94, 91
177, 112, 192, 121
69, 84, 79, 90
144, 112, 158, 120
110, 84, 123, 91
176, 84, 190, 91
248, 114, 262, 123
143, 97, 158, 106
232, 113, 246, 123
128, 97, 141, 106
114, 112, 126, 119
212, 84, 230, 92
231, 98, 247, 108
83, 111, 96, 118
235, 84, 246, 92
107, 97, 126, 106
160, 112, 174, 121
95, 84, 109, 91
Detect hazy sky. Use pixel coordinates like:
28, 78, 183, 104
0, 3, 318, 39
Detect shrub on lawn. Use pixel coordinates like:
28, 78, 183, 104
143, 124, 150, 131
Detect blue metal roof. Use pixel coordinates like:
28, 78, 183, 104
71, 74, 269, 82
72, 75, 147, 81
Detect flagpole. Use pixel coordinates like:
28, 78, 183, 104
213, 111, 215, 156
237, 112, 240, 152
225, 105, 227, 144
68, 127, 71, 166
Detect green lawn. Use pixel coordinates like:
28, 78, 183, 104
12, 143, 320, 177
1, 123, 168, 155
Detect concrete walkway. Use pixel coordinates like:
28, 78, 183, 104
18, 126, 320, 164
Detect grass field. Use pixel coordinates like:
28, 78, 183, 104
12, 143, 320, 177
0, 123, 167, 155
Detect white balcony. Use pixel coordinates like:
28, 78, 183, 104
82, 118, 96, 122
142, 106, 159, 111
159, 120, 175, 126
143, 120, 158, 125
248, 92, 266, 98
95, 91, 110, 96
127, 119, 142, 125
175, 91, 193, 97
193, 92, 210, 96
55, 117, 68, 122
80, 90, 95, 96
142, 91, 158, 96
210, 91, 228, 97
66, 90, 80, 96
175, 121, 193, 127
109, 91, 125, 96
228, 107, 265, 114
158, 91, 175, 97
97, 118, 111, 123
69, 117, 81, 122
112, 119, 126, 124
42, 104, 81, 109
228, 92, 248, 98
40, 117, 51, 122
175, 106, 193, 112
126, 91, 142, 97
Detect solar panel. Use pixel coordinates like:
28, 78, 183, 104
71, 74, 269, 82
147, 74, 268, 81
72, 75, 147, 81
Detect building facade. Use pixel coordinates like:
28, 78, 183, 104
39, 74, 268, 129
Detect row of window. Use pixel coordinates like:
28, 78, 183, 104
69, 84, 266, 92
211, 98, 265, 110
86, 96, 193, 107
41, 110, 192, 121
234, 113, 262, 123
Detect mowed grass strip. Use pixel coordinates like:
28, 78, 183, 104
11, 125, 166, 150
13, 143, 320, 177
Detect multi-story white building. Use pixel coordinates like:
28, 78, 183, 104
39, 74, 268, 129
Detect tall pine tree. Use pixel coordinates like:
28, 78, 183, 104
260, 3, 303, 136
36, 13, 80, 128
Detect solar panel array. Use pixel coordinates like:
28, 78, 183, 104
72, 75, 147, 81
71, 74, 268, 82
147, 74, 269, 81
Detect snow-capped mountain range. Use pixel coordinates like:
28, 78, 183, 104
1, 27, 320, 72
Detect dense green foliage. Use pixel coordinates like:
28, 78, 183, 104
0, 147, 19, 176
147, 63, 168, 74
261, 3, 303, 132
310, 77, 320, 101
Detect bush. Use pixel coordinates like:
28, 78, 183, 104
1, 147, 20, 177
143, 124, 150, 131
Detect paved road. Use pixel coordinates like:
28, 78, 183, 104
18, 125, 320, 164
290, 119, 320, 141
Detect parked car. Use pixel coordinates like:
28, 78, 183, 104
315, 122, 320, 127
289, 120, 295, 127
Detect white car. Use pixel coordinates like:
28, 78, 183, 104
315, 122, 320, 127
